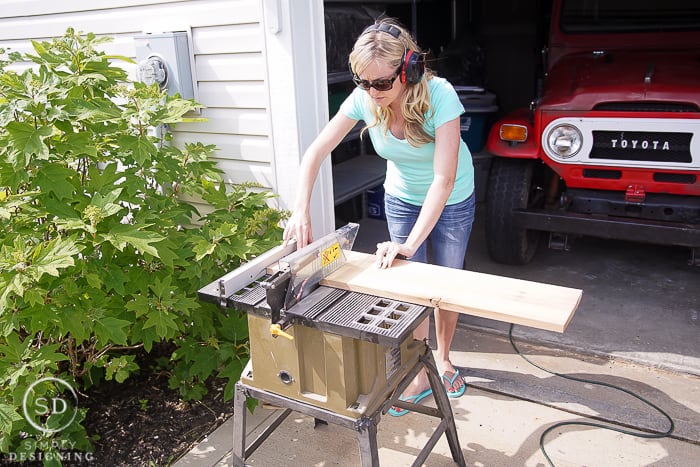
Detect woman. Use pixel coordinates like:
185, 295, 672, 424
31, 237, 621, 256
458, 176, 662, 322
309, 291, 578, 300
283, 17, 475, 416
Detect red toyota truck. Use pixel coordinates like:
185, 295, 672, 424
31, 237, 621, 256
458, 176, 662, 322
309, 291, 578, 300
484, 0, 700, 265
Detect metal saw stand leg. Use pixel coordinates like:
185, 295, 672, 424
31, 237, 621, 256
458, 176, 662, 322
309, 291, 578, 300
232, 382, 294, 467
230, 344, 465, 466
382, 345, 466, 467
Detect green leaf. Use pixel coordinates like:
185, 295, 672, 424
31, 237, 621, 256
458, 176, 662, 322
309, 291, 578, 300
143, 310, 180, 337
35, 164, 78, 200
104, 355, 138, 383
86, 162, 122, 192
32, 343, 70, 370
23, 288, 46, 307
0, 279, 24, 316
0, 403, 23, 434
217, 312, 249, 343
31, 237, 81, 279
134, 135, 158, 164
0, 155, 29, 189
89, 189, 124, 219
117, 134, 157, 164
93, 187, 123, 207
150, 238, 179, 269
193, 239, 217, 261
101, 224, 164, 257
189, 346, 219, 380
130, 323, 160, 353
53, 130, 97, 158
43, 195, 83, 220
149, 276, 172, 298
102, 266, 128, 295
219, 357, 246, 401
125, 295, 150, 317
30, 39, 65, 65
85, 272, 102, 289
59, 307, 90, 343
68, 97, 122, 123
5, 121, 52, 159
94, 316, 130, 345
0, 331, 32, 363
102, 54, 136, 64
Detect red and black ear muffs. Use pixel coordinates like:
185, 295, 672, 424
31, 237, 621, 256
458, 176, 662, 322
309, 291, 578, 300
400, 48, 425, 85
360, 23, 425, 85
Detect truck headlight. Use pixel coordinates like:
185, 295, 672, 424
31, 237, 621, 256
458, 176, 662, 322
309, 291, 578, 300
546, 124, 582, 158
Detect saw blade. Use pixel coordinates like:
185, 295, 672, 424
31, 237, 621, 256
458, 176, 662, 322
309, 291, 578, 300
281, 223, 359, 310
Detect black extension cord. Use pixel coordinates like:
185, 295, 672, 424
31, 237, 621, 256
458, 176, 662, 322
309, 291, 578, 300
507, 323, 675, 467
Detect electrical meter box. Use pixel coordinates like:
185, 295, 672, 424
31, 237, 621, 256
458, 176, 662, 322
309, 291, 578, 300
134, 32, 196, 101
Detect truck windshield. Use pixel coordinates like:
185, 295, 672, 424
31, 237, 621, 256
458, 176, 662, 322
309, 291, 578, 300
561, 0, 700, 33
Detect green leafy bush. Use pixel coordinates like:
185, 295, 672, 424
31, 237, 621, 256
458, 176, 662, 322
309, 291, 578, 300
0, 29, 283, 460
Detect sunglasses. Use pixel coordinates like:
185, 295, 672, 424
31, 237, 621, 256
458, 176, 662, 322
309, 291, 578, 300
352, 72, 399, 92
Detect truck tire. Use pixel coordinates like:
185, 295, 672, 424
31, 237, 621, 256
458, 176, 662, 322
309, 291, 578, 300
486, 158, 542, 265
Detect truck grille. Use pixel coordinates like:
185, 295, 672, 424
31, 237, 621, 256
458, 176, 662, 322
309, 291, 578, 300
591, 131, 692, 163
541, 116, 698, 171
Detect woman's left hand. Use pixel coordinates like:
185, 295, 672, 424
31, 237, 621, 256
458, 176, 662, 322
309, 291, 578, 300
374, 241, 413, 269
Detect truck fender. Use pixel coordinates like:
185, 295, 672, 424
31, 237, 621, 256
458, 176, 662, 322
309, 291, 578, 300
485, 108, 540, 159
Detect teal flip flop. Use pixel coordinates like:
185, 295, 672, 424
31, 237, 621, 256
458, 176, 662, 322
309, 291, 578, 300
442, 369, 466, 398
388, 387, 433, 417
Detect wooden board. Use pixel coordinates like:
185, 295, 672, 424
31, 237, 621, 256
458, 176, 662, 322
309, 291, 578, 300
321, 251, 582, 333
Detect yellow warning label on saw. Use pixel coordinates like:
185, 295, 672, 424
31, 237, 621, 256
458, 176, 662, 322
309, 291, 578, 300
321, 242, 341, 267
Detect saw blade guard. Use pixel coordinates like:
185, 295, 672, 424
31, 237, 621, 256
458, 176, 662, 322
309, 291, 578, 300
281, 222, 359, 310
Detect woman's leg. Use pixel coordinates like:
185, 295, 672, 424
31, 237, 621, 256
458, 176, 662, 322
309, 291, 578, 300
384, 194, 431, 400
430, 194, 475, 394
384, 193, 475, 405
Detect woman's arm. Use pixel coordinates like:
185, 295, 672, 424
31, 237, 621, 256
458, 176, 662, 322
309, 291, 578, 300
283, 112, 358, 248
376, 116, 460, 268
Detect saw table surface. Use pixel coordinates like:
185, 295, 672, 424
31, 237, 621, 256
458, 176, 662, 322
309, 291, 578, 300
321, 251, 582, 333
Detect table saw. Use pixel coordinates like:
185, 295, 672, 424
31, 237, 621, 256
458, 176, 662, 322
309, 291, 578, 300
198, 223, 465, 466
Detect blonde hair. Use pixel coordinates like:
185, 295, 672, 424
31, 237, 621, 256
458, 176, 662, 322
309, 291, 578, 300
348, 18, 435, 147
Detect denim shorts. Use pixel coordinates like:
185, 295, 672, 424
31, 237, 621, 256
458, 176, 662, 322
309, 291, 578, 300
384, 192, 475, 269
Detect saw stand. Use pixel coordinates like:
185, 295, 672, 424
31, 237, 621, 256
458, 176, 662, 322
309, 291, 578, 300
230, 341, 466, 467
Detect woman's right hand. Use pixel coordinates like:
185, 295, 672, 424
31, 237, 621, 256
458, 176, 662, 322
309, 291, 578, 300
283, 210, 313, 249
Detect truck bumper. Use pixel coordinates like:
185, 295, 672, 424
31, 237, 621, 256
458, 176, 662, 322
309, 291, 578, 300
513, 209, 700, 247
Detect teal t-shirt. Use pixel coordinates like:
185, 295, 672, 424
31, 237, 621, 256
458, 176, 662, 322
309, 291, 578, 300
339, 76, 474, 206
